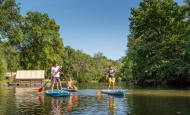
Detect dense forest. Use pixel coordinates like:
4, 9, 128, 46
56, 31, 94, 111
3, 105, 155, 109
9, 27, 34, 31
121, 0, 190, 84
0, 0, 123, 82
2, 0, 190, 84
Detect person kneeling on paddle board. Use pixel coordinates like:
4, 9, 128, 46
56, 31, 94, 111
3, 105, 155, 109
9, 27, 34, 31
51, 62, 63, 92
106, 65, 117, 92
67, 77, 73, 89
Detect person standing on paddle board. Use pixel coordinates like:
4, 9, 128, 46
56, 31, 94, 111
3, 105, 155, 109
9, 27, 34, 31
106, 65, 117, 92
50, 62, 63, 92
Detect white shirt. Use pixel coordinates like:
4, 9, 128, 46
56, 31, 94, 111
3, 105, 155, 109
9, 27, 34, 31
51, 66, 60, 77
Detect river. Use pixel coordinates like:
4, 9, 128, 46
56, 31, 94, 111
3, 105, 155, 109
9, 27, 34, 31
0, 82, 190, 115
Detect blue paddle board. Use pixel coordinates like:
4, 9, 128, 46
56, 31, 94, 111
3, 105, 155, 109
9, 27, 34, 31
62, 88, 78, 92
101, 90, 124, 96
45, 90, 70, 97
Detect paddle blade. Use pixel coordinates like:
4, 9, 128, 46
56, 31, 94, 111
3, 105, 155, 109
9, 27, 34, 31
38, 87, 44, 92
97, 90, 101, 94
72, 84, 78, 90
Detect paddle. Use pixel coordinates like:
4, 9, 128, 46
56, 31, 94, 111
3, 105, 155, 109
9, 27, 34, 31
38, 66, 62, 92
60, 70, 78, 90
97, 73, 110, 94
38, 75, 53, 92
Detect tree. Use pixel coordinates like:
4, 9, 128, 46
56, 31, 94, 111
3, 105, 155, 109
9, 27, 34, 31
127, 0, 190, 83
19, 11, 64, 70
63, 46, 77, 78
73, 50, 90, 81
0, 45, 7, 81
121, 56, 133, 80
93, 52, 104, 81
0, 0, 22, 45
1, 41, 19, 76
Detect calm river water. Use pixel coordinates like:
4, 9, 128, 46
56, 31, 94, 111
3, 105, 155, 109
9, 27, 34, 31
0, 82, 190, 115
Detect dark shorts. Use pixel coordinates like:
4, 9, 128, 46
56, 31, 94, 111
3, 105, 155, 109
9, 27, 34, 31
51, 77, 60, 83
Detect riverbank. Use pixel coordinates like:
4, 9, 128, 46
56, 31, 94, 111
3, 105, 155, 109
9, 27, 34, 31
0, 80, 9, 86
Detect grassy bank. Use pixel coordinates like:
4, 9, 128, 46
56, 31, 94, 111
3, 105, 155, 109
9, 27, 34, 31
0, 80, 9, 86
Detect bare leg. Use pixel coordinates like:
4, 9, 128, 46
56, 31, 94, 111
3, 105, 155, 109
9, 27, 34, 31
67, 87, 69, 89
51, 82, 55, 92
56, 81, 59, 90
59, 82, 63, 91
108, 82, 111, 91
112, 82, 114, 92
70, 87, 73, 89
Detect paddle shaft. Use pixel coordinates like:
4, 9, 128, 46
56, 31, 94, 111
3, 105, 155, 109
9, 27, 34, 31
60, 70, 69, 80
99, 73, 110, 91
59, 70, 78, 89
42, 76, 53, 87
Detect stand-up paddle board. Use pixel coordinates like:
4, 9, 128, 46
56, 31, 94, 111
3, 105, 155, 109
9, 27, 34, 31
45, 90, 70, 97
62, 88, 78, 92
101, 90, 124, 96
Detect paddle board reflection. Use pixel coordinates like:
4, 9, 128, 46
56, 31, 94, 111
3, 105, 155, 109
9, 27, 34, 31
50, 94, 78, 115
108, 95, 115, 115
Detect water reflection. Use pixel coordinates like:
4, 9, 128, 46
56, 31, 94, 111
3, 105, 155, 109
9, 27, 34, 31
108, 95, 115, 115
2, 82, 190, 114
50, 97, 64, 115
38, 95, 44, 105
98, 94, 127, 115
49, 93, 78, 115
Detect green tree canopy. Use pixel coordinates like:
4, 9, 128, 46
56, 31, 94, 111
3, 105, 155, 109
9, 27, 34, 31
124, 0, 190, 84
20, 11, 64, 70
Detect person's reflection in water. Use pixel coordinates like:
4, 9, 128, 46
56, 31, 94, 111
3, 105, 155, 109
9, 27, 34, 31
72, 94, 78, 106
50, 97, 62, 115
49, 94, 78, 115
108, 95, 116, 115
63, 94, 78, 114
38, 95, 44, 105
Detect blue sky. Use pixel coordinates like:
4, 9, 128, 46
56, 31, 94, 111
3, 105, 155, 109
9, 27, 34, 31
16, 0, 185, 60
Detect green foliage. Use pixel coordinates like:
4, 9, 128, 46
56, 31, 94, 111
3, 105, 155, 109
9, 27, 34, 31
0, 46, 7, 81
78, 72, 92, 82
0, 0, 21, 42
121, 56, 133, 80
118, 77, 122, 82
125, 0, 190, 84
0, 1, 123, 82
19, 11, 64, 70
125, 76, 132, 81
1, 41, 20, 73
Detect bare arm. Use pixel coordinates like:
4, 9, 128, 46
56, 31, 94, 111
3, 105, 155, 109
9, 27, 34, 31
106, 73, 109, 80
59, 66, 63, 74
51, 71, 53, 76
113, 67, 117, 72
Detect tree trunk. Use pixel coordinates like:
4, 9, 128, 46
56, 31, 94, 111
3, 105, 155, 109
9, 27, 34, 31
77, 71, 78, 81
11, 66, 12, 77
95, 74, 97, 81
